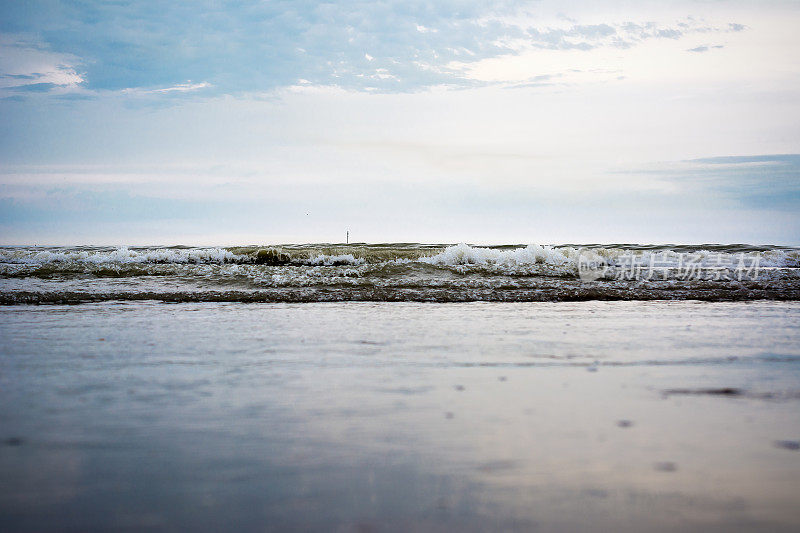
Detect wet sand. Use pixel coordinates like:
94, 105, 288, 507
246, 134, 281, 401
1, 301, 799, 531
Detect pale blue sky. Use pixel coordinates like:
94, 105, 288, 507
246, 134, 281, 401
1, 0, 799, 244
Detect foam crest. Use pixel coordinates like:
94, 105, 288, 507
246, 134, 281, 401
1, 244, 797, 273
421, 244, 570, 267
0, 247, 241, 265
571, 248, 800, 269
304, 254, 365, 266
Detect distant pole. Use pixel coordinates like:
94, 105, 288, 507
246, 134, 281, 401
346, 230, 349, 244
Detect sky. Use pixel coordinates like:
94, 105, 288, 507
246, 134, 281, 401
1, 0, 799, 245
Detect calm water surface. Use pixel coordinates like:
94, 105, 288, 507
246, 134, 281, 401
1, 300, 799, 531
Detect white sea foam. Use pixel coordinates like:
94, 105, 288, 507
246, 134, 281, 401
0, 247, 241, 265
574, 247, 799, 269
1, 242, 798, 303
420, 243, 570, 267
0, 244, 797, 272
407, 243, 800, 279
303, 254, 365, 266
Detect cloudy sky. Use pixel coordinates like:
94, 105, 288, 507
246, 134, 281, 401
1, 0, 798, 245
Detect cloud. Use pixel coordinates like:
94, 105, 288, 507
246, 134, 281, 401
0, 1, 747, 97
634, 155, 800, 212
120, 82, 213, 96
0, 33, 83, 95
15, 82, 62, 92
4, 153, 798, 244
0, 1, 522, 95
687, 44, 724, 53
690, 155, 800, 166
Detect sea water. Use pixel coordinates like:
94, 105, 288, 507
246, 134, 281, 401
1, 243, 798, 303
1, 244, 799, 531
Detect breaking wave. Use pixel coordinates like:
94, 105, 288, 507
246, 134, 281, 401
2, 243, 798, 267
1, 243, 798, 303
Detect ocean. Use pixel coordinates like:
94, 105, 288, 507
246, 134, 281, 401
1, 244, 799, 531
1, 243, 798, 303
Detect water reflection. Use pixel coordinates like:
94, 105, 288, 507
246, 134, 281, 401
1, 301, 799, 531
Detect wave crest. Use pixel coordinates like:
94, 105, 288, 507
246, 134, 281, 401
0, 246, 240, 265
421, 243, 570, 267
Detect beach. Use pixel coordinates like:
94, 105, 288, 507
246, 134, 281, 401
4, 0, 799, 529
2, 299, 799, 531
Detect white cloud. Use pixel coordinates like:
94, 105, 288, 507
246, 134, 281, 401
1, 1, 799, 244
0, 34, 83, 94
449, 15, 766, 86
119, 81, 212, 95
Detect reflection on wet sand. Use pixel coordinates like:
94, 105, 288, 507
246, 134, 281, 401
1, 301, 799, 531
